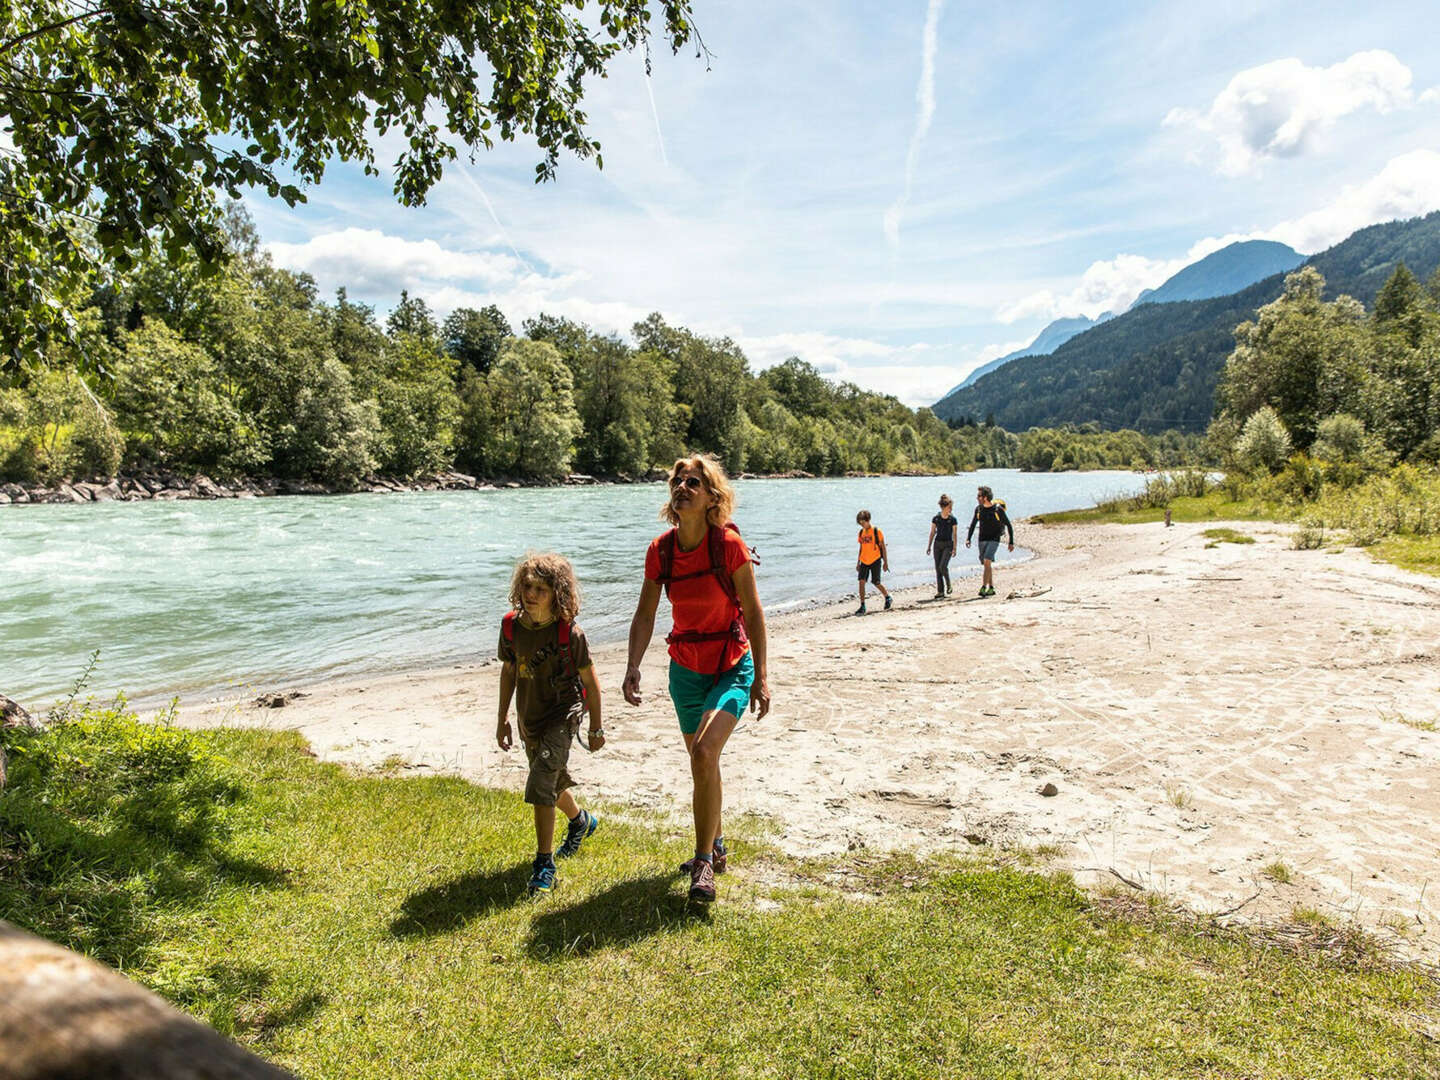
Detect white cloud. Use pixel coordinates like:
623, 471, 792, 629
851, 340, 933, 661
1421, 87, 1440, 106
733, 331, 958, 407
996, 250, 1200, 323
991, 148, 1440, 327
1164, 50, 1418, 175
1257, 148, 1440, 252
883, 0, 945, 250
268, 229, 532, 295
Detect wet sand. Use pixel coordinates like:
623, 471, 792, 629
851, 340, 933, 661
185, 520, 1440, 966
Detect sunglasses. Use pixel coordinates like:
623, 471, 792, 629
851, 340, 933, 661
670, 476, 704, 490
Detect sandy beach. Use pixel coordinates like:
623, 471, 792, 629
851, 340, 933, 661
186, 519, 1440, 967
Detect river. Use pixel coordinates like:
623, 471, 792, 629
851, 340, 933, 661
1, 470, 1147, 705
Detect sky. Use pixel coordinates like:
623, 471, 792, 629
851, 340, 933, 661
251, 1, 1440, 407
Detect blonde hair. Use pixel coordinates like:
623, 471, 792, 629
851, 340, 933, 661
508, 552, 581, 624
661, 453, 735, 528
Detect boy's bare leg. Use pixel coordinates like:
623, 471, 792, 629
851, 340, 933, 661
982, 558, 994, 589
857, 578, 867, 605
533, 804, 556, 855
687, 709, 740, 856
556, 789, 580, 821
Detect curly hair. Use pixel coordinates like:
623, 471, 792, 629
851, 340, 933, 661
508, 552, 581, 623
660, 453, 736, 528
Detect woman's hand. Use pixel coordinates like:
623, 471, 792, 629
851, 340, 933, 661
750, 678, 771, 721
622, 665, 643, 706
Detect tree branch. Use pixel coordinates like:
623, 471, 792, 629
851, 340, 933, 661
0, 8, 107, 59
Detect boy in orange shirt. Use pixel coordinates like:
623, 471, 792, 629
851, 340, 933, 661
854, 509, 892, 615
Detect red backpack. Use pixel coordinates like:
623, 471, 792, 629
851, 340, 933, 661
653, 522, 759, 680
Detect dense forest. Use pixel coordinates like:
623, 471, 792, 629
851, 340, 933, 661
934, 212, 1440, 433
0, 211, 1207, 490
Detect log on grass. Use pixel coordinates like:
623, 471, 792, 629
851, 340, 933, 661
0, 921, 295, 1079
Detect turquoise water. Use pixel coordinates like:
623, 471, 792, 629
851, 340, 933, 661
1, 470, 1145, 705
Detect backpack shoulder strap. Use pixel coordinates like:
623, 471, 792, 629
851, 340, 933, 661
657, 529, 678, 582
501, 610, 517, 642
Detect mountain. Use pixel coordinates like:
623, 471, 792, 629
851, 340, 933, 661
1132, 240, 1304, 308
946, 314, 1106, 396
932, 211, 1440, 433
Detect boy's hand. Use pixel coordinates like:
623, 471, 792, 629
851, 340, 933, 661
496, 719, 513, 751
622, 665, 643, 706
1008, 542, 1014, 552
883, 561, 890, 571
587, 728, 606, 752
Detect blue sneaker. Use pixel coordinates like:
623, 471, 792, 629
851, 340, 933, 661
557, 810, 599, 858
528, 857, 558, 895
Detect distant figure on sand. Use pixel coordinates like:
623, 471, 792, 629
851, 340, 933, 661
623, 454, 770, 904
854, 510, 891, 615
966, 485, 1014, 598
496, 553, 605, 896
926, 493, 957, 599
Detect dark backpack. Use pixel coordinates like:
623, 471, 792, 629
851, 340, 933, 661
653, 522, 758, 680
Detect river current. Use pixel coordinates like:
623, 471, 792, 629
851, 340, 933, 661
1, 469, 1146, 705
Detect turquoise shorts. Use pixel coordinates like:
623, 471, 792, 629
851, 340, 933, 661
668, 651, 754, 735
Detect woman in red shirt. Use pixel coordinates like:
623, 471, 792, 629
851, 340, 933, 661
623, 453, 770, 903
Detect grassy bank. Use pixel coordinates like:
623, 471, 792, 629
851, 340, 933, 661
1037, 467, 1440, 576
2, 706, 1436, 1079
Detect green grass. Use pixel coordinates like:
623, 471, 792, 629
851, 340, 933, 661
1372, 535, 1440, 577
1037, 489, 1281, 527
1263, 861, 1294, 885
1202, 527, 1256, 547
4, 722, 1438, 1079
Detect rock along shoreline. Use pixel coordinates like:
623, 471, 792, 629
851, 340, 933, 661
0, 467, 948, 507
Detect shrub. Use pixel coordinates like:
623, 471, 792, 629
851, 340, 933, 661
1236, 407, 1292, 474
0, 691, 245, 963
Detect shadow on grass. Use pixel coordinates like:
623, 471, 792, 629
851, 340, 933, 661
170, 961, 328, 1044
389, 861, 534, 937
526, 872, 708, 960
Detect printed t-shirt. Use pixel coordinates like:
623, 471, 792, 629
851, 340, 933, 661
932, 514, 958, 545
497, 616, 591, 736
857, 526, 884, 565
645, 527, 752, 674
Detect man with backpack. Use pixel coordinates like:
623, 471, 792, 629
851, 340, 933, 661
965, 485, 1014, 598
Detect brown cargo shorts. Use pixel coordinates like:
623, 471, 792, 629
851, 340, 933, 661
521, 713, 577, 807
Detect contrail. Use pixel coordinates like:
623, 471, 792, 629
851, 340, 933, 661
884, 0, 945, 252
454, 165, 531, 271
643, 61, 670, 167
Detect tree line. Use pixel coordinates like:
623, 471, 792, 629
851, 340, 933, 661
0, 213, 1208, 488
1211, 263, 1440, 475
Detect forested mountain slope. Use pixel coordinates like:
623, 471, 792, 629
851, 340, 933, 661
934, 212, 1440, 432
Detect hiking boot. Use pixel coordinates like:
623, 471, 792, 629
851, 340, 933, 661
934, 593, 945, 600
946, 583, 953, 595
854, 603, 866, 615
557, 809, 598, 858
688, 857, 717, 903
978, 587, 989, 598
527, 857, 558, 895
984, 585, 997, 597
679, 840, 728, 876
883, 595, 893, 610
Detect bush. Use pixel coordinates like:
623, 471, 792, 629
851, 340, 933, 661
0, 372, 124, 482
0, 689, 245, 964
1236, 407, 1292, 474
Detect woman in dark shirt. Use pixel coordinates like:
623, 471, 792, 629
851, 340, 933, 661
926, 493, 958, 599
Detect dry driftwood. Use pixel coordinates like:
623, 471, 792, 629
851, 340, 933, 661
0, 922, 295, 1079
